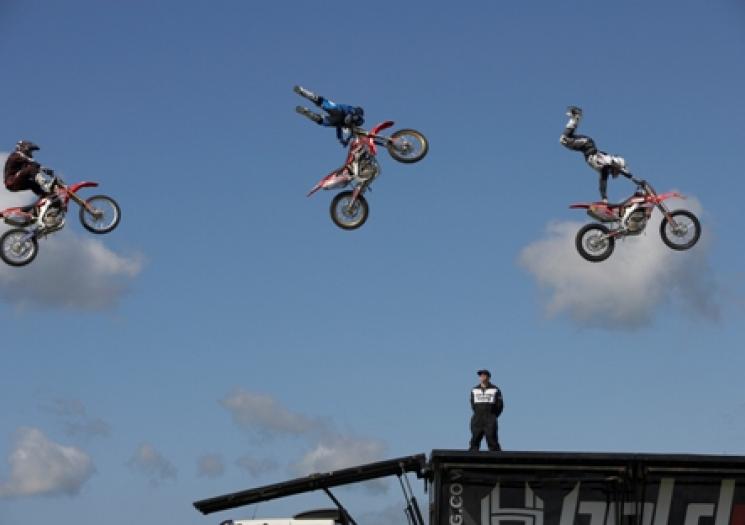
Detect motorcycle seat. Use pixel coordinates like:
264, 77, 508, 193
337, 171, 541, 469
593, 201, 629, 209
20, 205, 35, 213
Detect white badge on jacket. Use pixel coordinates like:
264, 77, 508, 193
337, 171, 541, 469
473, 388, 499, 404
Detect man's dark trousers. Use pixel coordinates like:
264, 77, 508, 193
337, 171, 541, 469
469, 414, 500, 451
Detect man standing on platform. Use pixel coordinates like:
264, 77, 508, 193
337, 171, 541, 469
469, 369, 503, 452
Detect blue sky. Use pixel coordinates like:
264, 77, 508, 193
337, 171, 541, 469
1, 1, 744, 524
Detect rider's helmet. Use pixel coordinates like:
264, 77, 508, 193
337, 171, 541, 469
16, 140, 40, 158
344, 107, 365, 128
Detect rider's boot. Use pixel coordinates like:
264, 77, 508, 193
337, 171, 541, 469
296, 106, 323, 124
566, 105, 583, 118
33, 194, 61, 230
34, 199, 52, 230
565, 106, 582, 130
294, 85, 321, 104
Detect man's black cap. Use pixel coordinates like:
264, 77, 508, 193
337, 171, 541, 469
477, 369, 491, 378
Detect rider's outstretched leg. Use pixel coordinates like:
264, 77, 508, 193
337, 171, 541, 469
294, 85, 321, 105
599, 167, 610, 203
296, 106, 324, 125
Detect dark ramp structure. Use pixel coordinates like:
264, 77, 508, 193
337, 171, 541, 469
194, 451, 745, 525
194, 454, 427, 525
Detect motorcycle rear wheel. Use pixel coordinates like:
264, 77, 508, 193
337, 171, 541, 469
576, 223, 615, 262
0, 228, 38, 267
387, 129, 429, 164
330, 191, 369, 230
79, 195, 121, 234
660, 210, 700, 250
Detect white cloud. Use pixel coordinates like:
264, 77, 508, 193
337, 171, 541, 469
220, 389, 321, 438
292, 434, 387, 476
235, 455, 277, 477
0, 152, 142, 311
0, 427, 94, 498
40, 397, 87, 417
64, 418, 111, 439
197, 453, 225, 479
221, 390, 388, 492
127, 443, 177, 485
519, 199, 719, 329
39, 397, 111, 438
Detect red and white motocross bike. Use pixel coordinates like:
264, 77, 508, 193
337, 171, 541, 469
307, 122, 428, 229
570, 178, 701, 262
0, 171, 121, 266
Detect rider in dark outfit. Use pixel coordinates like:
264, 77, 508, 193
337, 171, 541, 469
469, 369, 503, 452
4, 140, 58, 224
294, 85, 365, 146
4, 141, 50, 196
560, 106, 634, 202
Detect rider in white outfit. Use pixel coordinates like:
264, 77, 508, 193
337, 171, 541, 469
560, 106, 633, 202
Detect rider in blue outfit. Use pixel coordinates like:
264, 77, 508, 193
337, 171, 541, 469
294, 86, 365, 146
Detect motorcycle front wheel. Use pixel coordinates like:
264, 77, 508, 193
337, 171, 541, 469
330, 191, 369, 230
79, 195, 121, 234
0, 228, 38, 267
576, 223, 615, 262
387, 129, 429, 164
660, 210, 701, 250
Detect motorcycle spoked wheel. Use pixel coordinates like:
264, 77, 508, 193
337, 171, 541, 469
659, 210, 701, 250
330, 191, 369, 230
386, 129, 429, 164
0, 228, 39, 267
575, 223, 615, 262
79, 195, 121, 234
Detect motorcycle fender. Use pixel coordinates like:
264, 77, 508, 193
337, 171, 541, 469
370, 120, 395, 135
1, 209, 33, 227
68, 181, 99, 193
322, 176, 350, 191
307, 172, 350, 197
655, 191, 685, 202
4, 216, 33, 227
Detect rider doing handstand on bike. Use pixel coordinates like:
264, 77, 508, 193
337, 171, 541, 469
294, 86, 365, 147
560, 106, 635, 204
4, 140, 59, 228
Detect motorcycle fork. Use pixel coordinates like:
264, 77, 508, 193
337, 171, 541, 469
349, 185, 365, 209
605, 229, 624, 241
21, 229, 38, 243
69, 191, 99, 217
657, 202, 677, 227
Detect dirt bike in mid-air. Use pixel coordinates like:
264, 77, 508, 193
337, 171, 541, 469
307, 121, 428, 230
570, 177, 701, 262
0, 170, 121, 266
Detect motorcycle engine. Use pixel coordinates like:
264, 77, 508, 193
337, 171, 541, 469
626, 210, 647, 232
43, 208, 66, 231
356, 154, 379, 182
